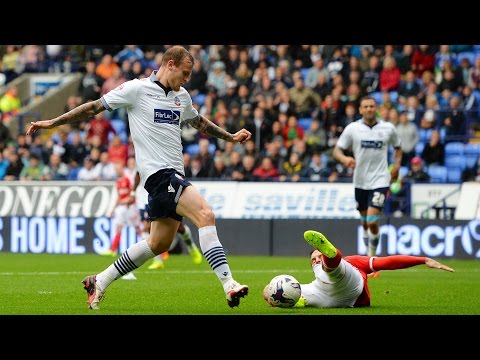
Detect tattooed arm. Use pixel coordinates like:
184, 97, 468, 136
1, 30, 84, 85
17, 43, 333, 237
26, 100, 105, 135
186, 114, 252, 144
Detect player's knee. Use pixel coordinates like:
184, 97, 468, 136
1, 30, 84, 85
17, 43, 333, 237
367, 222, 379, 232
147, 236, 173, 255
197, 205, 215, 226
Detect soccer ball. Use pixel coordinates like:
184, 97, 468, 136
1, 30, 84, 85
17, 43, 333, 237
266, 274, 301, 308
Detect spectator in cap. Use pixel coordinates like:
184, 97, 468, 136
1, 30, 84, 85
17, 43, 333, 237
405, 156, 431, 184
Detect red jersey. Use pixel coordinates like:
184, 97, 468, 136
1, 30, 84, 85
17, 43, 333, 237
345, 255, 426, 307
116, 175, 132, 201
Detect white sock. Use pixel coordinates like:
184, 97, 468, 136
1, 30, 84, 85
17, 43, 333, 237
368, 230, 380, 257
181, 224, 196, 251
198, 226, 235, 292
153, 255, 163, 263
96, 240, 155, 291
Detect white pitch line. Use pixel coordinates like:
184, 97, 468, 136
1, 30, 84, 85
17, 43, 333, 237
0, 269, 312, 276
0, 268, 473, 276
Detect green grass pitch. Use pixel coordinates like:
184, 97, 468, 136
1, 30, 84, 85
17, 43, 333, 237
0, 252, 478, 315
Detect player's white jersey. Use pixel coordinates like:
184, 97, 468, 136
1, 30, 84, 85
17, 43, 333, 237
101, 71, 198, 183
300, 260, 364, 308
336, 118, 401, 189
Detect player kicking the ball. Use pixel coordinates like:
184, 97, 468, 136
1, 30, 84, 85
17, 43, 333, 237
27, 45, 250, 310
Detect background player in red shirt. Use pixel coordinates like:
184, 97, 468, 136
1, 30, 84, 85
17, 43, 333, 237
264, 230, 454, 308
104, 161, 143, 257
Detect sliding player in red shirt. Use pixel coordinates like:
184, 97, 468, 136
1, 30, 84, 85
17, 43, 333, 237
264, 230, 454, 308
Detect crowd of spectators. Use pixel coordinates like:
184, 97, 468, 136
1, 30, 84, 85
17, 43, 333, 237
2, 44, 480, 185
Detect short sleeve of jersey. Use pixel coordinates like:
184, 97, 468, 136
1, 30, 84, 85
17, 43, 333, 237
101, 79, 138, 112
336, 123, 353, 150
181, 93, 199, 122
389, 124, 402, 148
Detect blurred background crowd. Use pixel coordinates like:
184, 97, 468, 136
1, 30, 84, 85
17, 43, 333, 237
1, 44, 480, 192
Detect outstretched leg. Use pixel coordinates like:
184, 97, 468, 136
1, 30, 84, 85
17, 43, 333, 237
304, 230, 342, 270
177, 186, 248, 308
82, 217, 178, 310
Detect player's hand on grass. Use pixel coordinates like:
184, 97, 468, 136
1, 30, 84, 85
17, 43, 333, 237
425, 258, 454, 272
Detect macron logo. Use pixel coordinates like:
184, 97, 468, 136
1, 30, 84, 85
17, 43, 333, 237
154, 109, 180, 125
168, 183, 175, 193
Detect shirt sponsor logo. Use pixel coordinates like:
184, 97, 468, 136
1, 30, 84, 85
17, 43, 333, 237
361, 140, 383, 149
147, 93, 163, 99
154, 109, 180, 125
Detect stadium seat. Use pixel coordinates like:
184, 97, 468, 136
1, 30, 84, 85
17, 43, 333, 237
456, 52, 476, 66
465, 155, 479, 169
192, 93, 207, 107
439, 127, 446, 143
208, 143, 216, 154
415, 142, 424, 156
300, 67, 310, 80
111, 118, 126, 132
464, 143, 480, 155
463, 143, 480, 167
369, 91, 383, 104
389, 91, 399, 104
67, 167, 80, 181
185, 142, 216, 156
418, 128, 433, 143
473, 90, 480, 105
447, 167, 463, 183
445, 141, 464, 156
298, 117, 312, 131
445, 155, 467, 170
399, 166, 409, 178
110, 118, 128, 143
388, 149, 394, 164
185, 143, 200, 156
464, 143, 480, 168
427, 165, 448, 183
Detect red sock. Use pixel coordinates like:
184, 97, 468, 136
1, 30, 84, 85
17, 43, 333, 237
322, 249, 342, 270
110, 233, 121, 252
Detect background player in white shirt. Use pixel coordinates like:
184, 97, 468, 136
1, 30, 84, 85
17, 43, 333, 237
264, 230, 454, 308
27, 45, 251, 310
333, 96, 402, 259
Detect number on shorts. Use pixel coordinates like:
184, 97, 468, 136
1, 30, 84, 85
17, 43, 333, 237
371, 191, 385, 207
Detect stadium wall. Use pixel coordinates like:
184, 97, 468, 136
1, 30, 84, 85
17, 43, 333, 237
0, 181, 479, 259
0, 216, 478, 259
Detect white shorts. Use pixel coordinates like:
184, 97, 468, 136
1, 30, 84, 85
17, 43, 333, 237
113, 203, 141, 227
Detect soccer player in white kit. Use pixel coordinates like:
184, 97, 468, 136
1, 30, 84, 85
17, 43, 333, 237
26, 45, 251, 310
263, 230, 454, 308
333, 96, 402, 258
